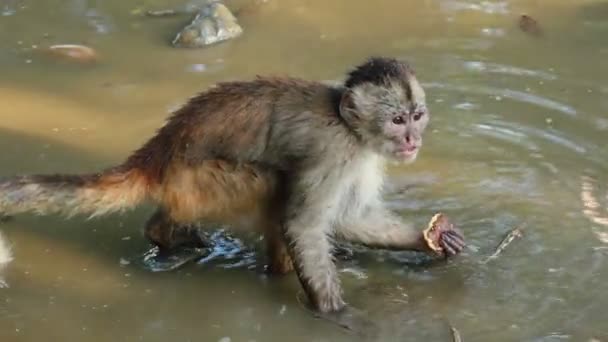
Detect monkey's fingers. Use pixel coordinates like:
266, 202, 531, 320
444, 229, 465, 245
440, 231, 465, 257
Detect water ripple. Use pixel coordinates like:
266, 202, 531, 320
474, 123, 539, 151
440, 0, 510, 14
425, 82, 578, 117
463, 61, 558, 81
475, 120, 588, 154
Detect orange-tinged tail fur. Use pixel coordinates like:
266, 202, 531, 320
0, 167, 151, 219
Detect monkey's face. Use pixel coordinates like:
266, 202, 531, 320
344, 77, 429, 163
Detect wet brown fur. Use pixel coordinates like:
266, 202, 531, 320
0, 77, 335, 273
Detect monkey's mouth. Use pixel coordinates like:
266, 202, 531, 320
394, 145, 419, 160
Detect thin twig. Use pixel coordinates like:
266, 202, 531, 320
482, 225, 525, 264
448, 322, 462, 342
145, 9, 181, 17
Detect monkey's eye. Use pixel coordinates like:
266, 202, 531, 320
413, 111, 425, 121
392, 116, 405, 125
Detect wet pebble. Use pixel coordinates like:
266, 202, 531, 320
43, 44, 98, 64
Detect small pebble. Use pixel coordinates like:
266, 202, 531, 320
187, 64, 207, 73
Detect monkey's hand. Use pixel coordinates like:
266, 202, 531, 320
422, 213, 464, 257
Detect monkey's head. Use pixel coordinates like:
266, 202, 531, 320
340, 57, 429, 163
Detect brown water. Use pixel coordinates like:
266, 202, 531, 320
1, 0, 608, 341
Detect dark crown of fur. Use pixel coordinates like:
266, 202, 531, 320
344, 57, 412, 89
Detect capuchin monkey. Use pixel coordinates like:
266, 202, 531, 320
0, 57, 464, 315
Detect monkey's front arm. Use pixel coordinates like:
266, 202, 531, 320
336, 206, 465, 257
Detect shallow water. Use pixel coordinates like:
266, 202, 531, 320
1, 0, 608, 341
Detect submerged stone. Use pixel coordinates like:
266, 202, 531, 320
44, 44, 98, 64
172, 1, 243, 48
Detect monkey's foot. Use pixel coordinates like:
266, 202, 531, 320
141, 246, 210, 272
422, 213, 465, 258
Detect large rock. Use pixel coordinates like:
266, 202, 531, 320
172, 1, 243, 48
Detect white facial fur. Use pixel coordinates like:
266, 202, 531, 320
342, 75, 429, 163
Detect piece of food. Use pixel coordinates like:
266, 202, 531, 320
423, 213, 449, 253
422, 213, 464, 257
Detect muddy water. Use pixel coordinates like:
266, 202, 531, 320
1, 0, 608, 341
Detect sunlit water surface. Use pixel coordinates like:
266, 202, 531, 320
1, 0, 608, 341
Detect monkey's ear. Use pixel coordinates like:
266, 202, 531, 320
339, 89, 359, 122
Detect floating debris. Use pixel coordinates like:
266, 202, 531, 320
518, 14, 542, 36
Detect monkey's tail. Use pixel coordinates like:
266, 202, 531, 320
0, 167, 153, 219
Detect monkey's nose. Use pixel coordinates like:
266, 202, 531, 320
404, 135, 419, 146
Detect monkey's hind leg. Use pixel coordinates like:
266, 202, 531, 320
142, 208, 213, 272
265, 225, 294, 275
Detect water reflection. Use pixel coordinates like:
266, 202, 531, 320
440, 0, 510, 14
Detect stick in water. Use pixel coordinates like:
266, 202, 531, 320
448, 322, 462, 342
482, 226, 525, 264
145, 9, 180, 17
